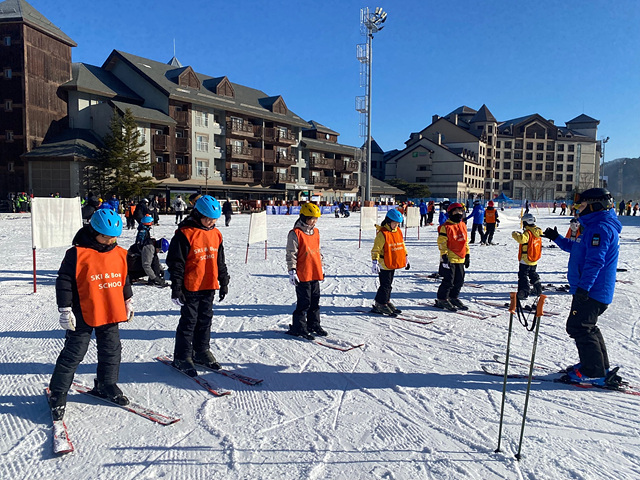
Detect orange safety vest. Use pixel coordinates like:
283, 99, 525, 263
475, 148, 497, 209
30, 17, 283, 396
565, 226, 582, 240
485, 208, 496, 223
381, 228, 407, 270
182, 227, 223, 291
75, 246, 128, 327
519, 233, 542, 262
443, 222, 468, 258
294, 228, 323, 282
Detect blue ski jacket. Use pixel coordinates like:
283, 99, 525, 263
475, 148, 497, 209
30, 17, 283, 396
419, 202, 428, 215
438, 210, 448, 225
553, 209, 621, 304
470, 204, 485, 224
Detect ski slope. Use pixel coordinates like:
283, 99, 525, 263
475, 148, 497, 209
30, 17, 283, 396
1, 208, 639, 480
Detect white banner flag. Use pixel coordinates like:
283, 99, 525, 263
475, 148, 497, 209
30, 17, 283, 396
405, 206, 420, 228
31, 197, 83, 249
360, 207, 378, 231
248, 211, 268, 244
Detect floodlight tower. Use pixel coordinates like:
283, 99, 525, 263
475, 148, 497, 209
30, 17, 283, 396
356, 7, 387, 203
600, 136, 609, 187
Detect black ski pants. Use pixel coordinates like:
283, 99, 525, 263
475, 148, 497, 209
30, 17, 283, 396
375, 269, 395, 305
470, 223, 486, 243
437, 263, 465, 300
427, 212, 434, 225
420, 214, 427, 227
175, 211, 184, 224
49, 316, 122, 395
566, 295, 609, 378
485, 223, 496, 244
292, 280, 321, 333
174, 290, 215, 361
517, 263, 541, 297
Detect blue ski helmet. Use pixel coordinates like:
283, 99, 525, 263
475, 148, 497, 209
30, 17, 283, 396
141, 215, 154, 225
386, 209, 404, 224
90, 209, 122, 237
156, 238, 170, 253
195, 195, 221, 219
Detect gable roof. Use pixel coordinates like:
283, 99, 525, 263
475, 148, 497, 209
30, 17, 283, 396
102, 50, 310, 127
0, 0, 76, 46
21, 129, 102, 160
566, 114, 599, 125
469, 104, 497, 123
299, 137, 357, 155
167, 56, 183, 67
304, 120, 340, 136
60, 63, 143, 102
110, 100, 176, 126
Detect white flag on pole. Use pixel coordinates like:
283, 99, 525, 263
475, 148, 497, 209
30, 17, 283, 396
248, 211, 268, 244
31, 197, 83, 249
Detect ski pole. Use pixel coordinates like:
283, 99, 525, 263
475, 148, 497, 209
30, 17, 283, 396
495, 291, 518, 453
515, 294, 546, 461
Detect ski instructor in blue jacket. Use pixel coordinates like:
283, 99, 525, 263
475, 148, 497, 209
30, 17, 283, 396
543, 188, 623, 387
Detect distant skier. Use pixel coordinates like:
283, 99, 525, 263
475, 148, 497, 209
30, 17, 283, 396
419, 200, 428, 227
285, 203, 326, 339
48, 209, 133, 421
511, 213, 543, 300
543, 188, 624, 387
222, 199, 233, 227
438, 200, 450, 225
435, 203, 469, 311
484, 201, 500, 245
370, 209, 409, 315
167, 195, 229, 376
427, 200, 435, 225
173, 195, 187, 225
469, 199, 486, 244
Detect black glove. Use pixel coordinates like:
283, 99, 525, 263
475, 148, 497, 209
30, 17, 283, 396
464, 254, 470, 268
219, 284, 228, 302
149, 276, 166, 287
405, 261, 411, 271
171, 283, 186, 306
543, 227, 559, 240
575, 287, 589, 302
441, 254, 449, 266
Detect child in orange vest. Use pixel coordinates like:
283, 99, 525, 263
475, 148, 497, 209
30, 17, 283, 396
167, 195, 230, 376
371, 209, 409, 315
435, 203, 470, 311
285, 203, 325, 339
48, 210, 133, 421
511, 213, 543, 300
565, 217, 582, 241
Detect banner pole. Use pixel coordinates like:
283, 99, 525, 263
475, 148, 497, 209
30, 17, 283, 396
358, 229, 362, 249
264, 240, 267, 260
32, 247, 37, 293
245, 243, 249, 264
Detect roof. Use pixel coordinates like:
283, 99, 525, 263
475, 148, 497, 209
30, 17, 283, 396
110, 100, 176, 126
300, 137, 359, 156
371, 176, 405, 195
447, 105, 477, 116
103, 50, 311, 128
60, 63, 143, 102
167, 56, 183, 67
370, 138, 384, 154
469, 104, 497, 123
566, 114, 600, 125
0, 0, 76, 46
304, 120, 340, 136
21, 129, 102, 160
497, 114, 538, 132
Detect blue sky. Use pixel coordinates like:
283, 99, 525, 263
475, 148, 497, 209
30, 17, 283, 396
30, 0, 640, 161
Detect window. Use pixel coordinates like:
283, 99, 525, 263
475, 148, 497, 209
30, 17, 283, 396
4, 99, 11, 111
416, 178, 428, 183
196, 134, 209, 152
556, 184, 563, 191
5, 130, 13, 141
535, 163, 543, 171
568, 144, 575, 152
503, 172, 510, 180
567, 174, 573, 182
568, 155, 574, 162
514, 172, 521, 180
526, 153, 533, 160
535, 173, 542, 180
156, 155, 165, 163
536, 153, 543, 161
196, 160, 209, 176
3, 68, 11, 79
567, 164, 574, 172
537, 143, 544, 150
545, 163, 554, 171
546, 153, 554, 161
526, 142, 533, 150
503, 162, 511, 170
495, 182, 500, 190
525, 163, 532, 170
557, 154, 564, 162
496, 140, 501, 148
417, 165, 430, 171
514, 161, 522, 169
524, 173, 532, 180
503, 182, 510, 190
557, 144, 564, 151
505, 141, 512, 149
175, 130, 183, 138
176, 156, 185, 165
495, 151, 500, 159
487, 148, 492, 156
3, 36, 10, 46
514, 141, 522, 149
195, 110, 209, 127
488, 136, 493, 144
504, 152, 512, 159
495, 162, 500, 169
556, 164, 564, 171
547, 142, 554, 150
566, 184, 573, 191
546, 172, 553, 181
556, 174, 563, 181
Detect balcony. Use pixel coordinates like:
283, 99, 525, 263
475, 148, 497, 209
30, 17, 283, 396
259, 171, 278, 186
276, 130, 297, 145
335, 159, 359, 172
152, 134, 169, 151
310, 156, 335, 169
261, 127, 277, 142
276, 173, 297, 184
170, 107, 189, 126
175, 137, 191, 153
152, 162, 171, 179
264, 150, 297, 166
226, 144, 254, 161
334, 178, 358, 190
175, 163, 191, 180
226, 169, 259, 184
308, 175, 332, 187
226, 121, 255, 138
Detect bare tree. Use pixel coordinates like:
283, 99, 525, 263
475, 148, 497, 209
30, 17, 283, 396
519, 177, 556, 201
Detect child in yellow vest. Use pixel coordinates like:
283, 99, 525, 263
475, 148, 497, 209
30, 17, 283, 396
512, 213, 543, 300
370, 209, 410, 315
435, 203, 470, 311
286, 203, 325, 339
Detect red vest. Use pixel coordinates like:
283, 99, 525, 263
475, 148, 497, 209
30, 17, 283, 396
444, 221, 468, 258
182, 227, 223, 291
485, 208, 496, 223
294, 228, 323, 282
381, 228, 407, 270
76, 246, 128, 327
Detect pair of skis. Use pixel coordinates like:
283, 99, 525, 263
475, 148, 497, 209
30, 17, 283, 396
418, 302, 497, 320
355, 307, 436, 325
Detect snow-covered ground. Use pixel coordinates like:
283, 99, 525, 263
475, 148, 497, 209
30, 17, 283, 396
1, 208, 640, 480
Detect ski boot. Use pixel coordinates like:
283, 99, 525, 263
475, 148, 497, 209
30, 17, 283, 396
193, 350, 221, 370
308, 324, 328, 337
434, 298, 457, 311
449, 298, 468, 311
387, 301, 402, 314
90, 379, 130, 405
172, 358, 198, 377
286, 324, 315, 341
49, 391, 67, 421
516, 290, 529, 301
372, 302, 396, 316
532, 282, 543, 296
